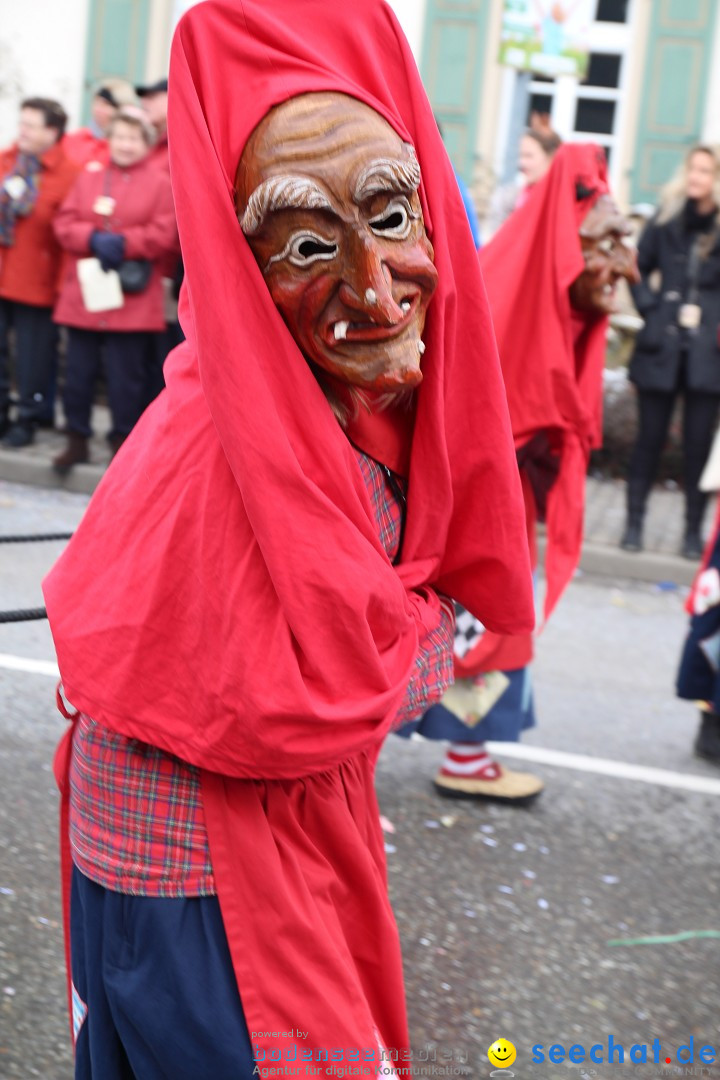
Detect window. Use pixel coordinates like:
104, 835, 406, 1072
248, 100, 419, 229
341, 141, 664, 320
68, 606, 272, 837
586, 52, 622, 89
522, 3, 633, 189
575, 98, 616, 135
528, 93, 553, 118
596, 0, 629, 22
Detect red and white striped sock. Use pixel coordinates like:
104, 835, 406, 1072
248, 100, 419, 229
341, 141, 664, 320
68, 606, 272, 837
439, 742, 501, 780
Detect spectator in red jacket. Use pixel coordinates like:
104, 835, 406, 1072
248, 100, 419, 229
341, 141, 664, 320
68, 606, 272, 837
52, 106, 179, 471
0, 98, 79, 445
63, 85, 120, 169
135, 78, 169, 173
136, 76, 185, 400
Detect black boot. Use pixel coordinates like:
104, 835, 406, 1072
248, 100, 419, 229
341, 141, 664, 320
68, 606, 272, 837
108, 433, 126, 458
682, 488, 708, 560
681, 529, 704, 560
695, 710, 720, 764
620, 520, 643, 552
52, 432, 89, 474
620, 476, 648, 552
3, 421, 35, 448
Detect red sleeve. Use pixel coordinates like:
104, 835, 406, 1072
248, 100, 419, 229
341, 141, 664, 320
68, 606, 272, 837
123, 179, 179, 261
53, 175, 95, 255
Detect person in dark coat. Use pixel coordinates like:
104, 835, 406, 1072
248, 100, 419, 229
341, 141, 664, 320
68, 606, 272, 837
52, 106, 179, 470
621, 144, 720, 559
677, 493, 720, 764
0, 98, 79, 445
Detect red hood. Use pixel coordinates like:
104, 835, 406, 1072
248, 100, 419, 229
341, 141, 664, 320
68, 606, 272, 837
43, 0, 534, 775
480, 143, 611, 618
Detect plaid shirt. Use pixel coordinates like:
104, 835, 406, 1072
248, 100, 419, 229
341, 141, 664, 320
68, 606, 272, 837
69, 450, 455, 897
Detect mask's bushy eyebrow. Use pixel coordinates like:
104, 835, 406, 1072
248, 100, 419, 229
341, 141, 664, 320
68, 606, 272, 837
353, 144, 421, 204
240, 176, 333, 235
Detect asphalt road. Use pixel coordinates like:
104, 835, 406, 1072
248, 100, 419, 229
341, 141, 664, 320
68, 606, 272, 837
1, 479, 719, 1080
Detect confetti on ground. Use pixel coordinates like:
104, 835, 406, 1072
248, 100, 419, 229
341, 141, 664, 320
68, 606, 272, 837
480, 825, 495, 834
36, 917, 50, 925
537, 898, 550, 910
482, 837, 498, 847
384, 843, 397, 855
0, 887, 14, 896
522, 869, 537, 880
498, 885, 514, 894
463, 909, 477, 918
608, 930, 720, 947
538, 846, 550, 854
3, 987, 16, 996
379, 816, 395, 834
513, 842, 527, 852
601, 875, 620, 885
440, 815, 457, 828
424, 820, 440, 829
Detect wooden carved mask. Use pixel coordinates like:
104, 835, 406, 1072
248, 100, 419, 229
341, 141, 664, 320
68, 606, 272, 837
235, 92, 438, 393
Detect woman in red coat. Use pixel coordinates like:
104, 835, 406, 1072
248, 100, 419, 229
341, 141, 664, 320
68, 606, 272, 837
53, 106, 179, 469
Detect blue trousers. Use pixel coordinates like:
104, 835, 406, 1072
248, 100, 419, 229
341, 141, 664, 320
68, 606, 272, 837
70, 867, 256, 1079
63, 328, 154, 440
0, 298, 58, 424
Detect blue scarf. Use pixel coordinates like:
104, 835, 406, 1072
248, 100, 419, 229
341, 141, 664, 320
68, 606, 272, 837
0, 152, 42, 247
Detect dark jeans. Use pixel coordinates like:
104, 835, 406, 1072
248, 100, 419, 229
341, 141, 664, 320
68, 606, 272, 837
70, 867, 256, 1079
627, 385, 720, 529
63, 328, 156, 440
144, 319, 185, 408
0, 298, 58, 425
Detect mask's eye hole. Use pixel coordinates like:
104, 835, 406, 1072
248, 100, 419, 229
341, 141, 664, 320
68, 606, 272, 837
266, 231, 338, 271
369, 197, 414, 240
291, 235, 338, 263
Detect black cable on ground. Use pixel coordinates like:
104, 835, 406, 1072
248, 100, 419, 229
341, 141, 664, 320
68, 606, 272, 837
0, 533, 73, 543
0, 608, 48, 623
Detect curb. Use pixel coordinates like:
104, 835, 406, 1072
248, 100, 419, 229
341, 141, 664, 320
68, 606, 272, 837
577, 541, 696, 588
0, 448, 104, 495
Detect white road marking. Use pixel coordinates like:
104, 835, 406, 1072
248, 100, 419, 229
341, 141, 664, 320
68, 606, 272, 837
487, 741, 720, 796
0, 652, 59, 678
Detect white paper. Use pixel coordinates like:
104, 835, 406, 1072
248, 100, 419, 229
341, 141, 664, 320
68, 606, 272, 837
76, 257, 124, 313
3, 175, 27, 200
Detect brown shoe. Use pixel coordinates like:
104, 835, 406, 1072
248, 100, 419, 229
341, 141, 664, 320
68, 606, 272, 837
434, 763, 544, 804
52, 432, 89, 474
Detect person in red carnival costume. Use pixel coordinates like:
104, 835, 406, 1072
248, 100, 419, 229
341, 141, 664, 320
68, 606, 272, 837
403, 144, 639, 804
43, 1, 533, 1075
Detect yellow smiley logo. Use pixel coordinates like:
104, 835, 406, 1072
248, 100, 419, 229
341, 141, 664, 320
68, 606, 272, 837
488, 1039, 517, 1068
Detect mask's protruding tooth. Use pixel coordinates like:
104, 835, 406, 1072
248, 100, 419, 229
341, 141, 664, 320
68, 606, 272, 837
418, 340, 426, 355
401, 300, 411, 313
333, 321, 349, 341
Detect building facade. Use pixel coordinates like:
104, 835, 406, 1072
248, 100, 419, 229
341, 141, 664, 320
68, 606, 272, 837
1, 0, 718, 211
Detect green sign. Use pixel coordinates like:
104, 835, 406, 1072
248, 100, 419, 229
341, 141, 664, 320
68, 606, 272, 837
498, 0, 594, 79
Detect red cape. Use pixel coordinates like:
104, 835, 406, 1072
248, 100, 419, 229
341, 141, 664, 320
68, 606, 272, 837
479, 143, 610, 624
457, 144, 610, 677
45, 0, 533, 1067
